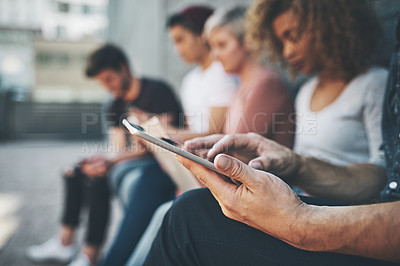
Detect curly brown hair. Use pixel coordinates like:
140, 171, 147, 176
247, 0, 382, 81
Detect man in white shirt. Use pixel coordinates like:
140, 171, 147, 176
124, 6, 238, 266
166, 5, 237, 139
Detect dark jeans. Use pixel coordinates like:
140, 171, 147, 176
144, 189, 396, 266
98, 157, 176, 266
61, 166, 110, 247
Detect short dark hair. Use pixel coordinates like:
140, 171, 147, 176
85, 44, 130, 77
166, 6, 214, 35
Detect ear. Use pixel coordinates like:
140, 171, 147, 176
120, 64, 130, 75
200, 33, 211, 50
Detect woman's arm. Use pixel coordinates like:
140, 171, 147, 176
230, 74, 294, 148
191, 133, 387, 204
294, 155, 387, 203
166, 106, 228, 143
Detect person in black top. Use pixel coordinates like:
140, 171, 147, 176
26, 44, 183, 266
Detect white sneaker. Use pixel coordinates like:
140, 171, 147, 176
67, 253, 92, 266
26, 237, 77, 264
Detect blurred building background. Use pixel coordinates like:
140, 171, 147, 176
0, 0, 107, 140
0, 0, 399, 141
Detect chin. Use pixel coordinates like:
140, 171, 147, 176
223, 66, 235, 74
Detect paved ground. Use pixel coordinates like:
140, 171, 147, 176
0, 140, 121, 266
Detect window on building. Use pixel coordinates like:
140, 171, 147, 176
36, 52, 70, 67
56, 25, 66, 39
82, 4, 90, 14
58, 2, 70, 13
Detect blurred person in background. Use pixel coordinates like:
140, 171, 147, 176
204, 6, 294, 147
26, 44, 184, 266
124, 6, 295, 266
98, 5, 239, 266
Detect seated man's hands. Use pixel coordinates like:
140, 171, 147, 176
183, 133, 300, 179
79, 155, 110, 178
176, 153, 306, 242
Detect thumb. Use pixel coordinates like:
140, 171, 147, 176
215, 154, 259, 188
248, 156, 270, 171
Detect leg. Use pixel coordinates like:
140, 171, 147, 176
126, 200, 173, 266
26, 166, 84, 263
108, 156, 156, 207
99, 159, 176, 266
60, 166, 85, 245
83, 176, 110, 263
144, 189, 395, 266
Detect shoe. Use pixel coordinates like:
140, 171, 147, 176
67, 253, 92, 266
26, 237, 77, 264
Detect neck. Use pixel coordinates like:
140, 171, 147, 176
317, 71, 347, 89
198, 49, 214, 70
124, 76, 141, 102
238, 56, 260, 84
319, 68, 351, 83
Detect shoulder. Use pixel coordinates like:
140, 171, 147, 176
351, 67, 388, 92
182, 67, 201, 83
297, 76, 318, 95
142, 77, 173, 91
108, 97, 125, 110
180, 67, 201, 90
141, 77, 177, 100
249, 68, 289, 97
204, 62, 237, 84
350, 67, 388, 104
295, 76, 318, 104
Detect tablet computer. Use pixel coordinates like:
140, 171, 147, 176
123, 119, 240, 185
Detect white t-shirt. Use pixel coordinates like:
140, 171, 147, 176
180, 61, 238, 133
294, 67, 387, 167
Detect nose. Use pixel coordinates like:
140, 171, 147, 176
282, 41, 295, 60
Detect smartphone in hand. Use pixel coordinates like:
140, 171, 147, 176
122, 119, 241, 185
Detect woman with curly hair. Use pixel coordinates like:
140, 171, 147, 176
143, 1, 398, 266
247, 0, 387, 171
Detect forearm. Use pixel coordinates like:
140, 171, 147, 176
167, 107, 226, 143
108, 147, 149, 166
280, 201, 400, 263
165, 127, 208, 143
291, 155, 387, 203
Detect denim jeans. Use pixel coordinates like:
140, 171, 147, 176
98, 156, 176, 266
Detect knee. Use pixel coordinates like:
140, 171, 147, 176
168, 188, 214, 222
64, 168, 75, 178
108, 169, 122, 194
63, 165, 83, 179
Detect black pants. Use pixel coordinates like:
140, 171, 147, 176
61, 167, 110, 247
144, 189, 395, 266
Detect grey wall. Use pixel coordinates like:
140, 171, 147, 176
107, 0, 400, 93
